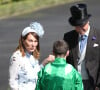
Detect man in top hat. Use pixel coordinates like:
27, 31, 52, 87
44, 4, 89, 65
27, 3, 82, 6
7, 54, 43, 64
63, 3, 100, 90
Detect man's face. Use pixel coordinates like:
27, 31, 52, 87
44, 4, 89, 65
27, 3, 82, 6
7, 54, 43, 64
75, 22, 89, 35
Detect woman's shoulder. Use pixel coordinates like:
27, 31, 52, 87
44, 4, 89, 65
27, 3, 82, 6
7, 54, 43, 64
12, 50, 22, 57
10, 50, 22, 65
10, 50, 22, 61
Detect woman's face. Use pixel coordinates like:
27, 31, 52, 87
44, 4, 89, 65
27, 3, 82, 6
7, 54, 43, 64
23, 33, 38, 53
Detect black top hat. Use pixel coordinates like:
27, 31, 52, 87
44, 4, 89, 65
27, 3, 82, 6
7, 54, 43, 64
69, 3, 91, 26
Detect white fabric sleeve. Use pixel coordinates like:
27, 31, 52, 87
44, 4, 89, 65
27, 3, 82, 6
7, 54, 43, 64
9, 53, 20, 90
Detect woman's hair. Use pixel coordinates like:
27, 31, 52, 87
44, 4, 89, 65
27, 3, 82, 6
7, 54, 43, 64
16, 32, 40, 59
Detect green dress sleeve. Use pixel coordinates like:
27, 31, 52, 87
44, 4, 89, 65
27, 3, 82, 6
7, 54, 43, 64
35, 68, 44, 90
74, 68, 84, 90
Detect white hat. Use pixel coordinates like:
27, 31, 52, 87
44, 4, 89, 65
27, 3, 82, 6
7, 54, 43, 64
22, 22, 44, 38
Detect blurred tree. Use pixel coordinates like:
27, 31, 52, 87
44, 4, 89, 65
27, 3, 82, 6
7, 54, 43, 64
11, 0, 21, 2
0, 0, 11, 4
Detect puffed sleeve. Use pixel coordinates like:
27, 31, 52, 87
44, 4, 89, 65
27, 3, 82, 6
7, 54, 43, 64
74, 69, 83, 90
35, 68, 44, 90
9, 52, 20, 90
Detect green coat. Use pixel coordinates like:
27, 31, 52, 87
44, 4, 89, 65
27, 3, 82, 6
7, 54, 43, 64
35, 58, 83, 90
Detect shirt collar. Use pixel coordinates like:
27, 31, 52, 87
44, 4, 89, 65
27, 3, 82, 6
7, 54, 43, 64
25, 51, 32, 58
53, 57, 66, 64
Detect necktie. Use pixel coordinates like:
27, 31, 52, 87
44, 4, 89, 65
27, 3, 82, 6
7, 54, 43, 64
80, 35, 87, 53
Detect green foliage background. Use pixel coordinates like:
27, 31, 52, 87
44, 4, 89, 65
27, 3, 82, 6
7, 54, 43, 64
0, 0, 82, 19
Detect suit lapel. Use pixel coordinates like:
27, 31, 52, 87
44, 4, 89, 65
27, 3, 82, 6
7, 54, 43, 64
85, 28, 96, 62
72, 29, 95, 69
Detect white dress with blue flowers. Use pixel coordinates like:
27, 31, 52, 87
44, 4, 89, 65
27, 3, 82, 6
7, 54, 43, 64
9, 50, 42, 90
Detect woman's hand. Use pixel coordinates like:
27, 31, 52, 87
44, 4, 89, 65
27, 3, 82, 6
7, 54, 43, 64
42, 55, 55, 66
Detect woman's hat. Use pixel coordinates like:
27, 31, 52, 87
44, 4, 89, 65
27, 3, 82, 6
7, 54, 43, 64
22, 22, 44, 38
69, 3, 91, 26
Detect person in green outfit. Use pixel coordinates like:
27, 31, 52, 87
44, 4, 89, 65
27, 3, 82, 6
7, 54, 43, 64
35, 40, 83, 90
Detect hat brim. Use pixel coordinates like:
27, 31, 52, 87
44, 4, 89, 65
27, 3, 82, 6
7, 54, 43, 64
69, 14, 91, 26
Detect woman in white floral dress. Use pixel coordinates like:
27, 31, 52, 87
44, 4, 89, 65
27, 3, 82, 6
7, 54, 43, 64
9, 22, 53, 90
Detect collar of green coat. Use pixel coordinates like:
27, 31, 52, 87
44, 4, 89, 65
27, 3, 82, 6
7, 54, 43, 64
52, 57, 67, 65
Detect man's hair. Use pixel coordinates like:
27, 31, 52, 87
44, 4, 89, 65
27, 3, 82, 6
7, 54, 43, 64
53, 40, 69, 56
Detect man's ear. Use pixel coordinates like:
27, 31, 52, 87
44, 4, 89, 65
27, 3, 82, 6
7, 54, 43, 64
66, 50, 69, 57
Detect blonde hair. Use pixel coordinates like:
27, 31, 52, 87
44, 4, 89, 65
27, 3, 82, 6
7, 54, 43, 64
16, 32, 40, 59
